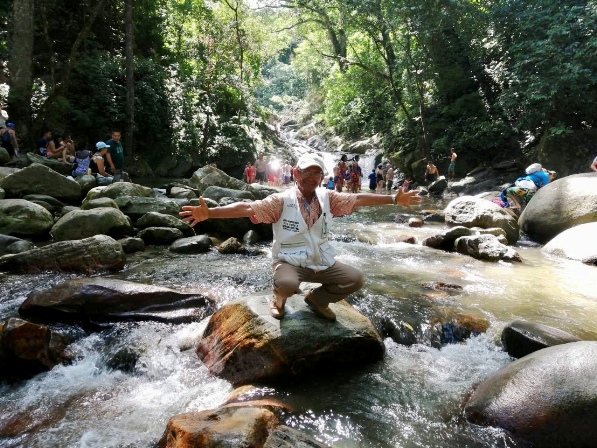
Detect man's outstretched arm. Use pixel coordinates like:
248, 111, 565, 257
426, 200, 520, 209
180, 197, 254, 227
355, 187, 421, 210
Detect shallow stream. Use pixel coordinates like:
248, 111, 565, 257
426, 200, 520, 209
1, 188, 596, 447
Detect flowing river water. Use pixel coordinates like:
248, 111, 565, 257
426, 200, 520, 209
1, 155, 596, 447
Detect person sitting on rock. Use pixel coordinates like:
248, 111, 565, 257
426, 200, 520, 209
501, 163, 556, 210
71, 143, 93, 177
0, 122, 18, 158
180, 153, 421, 321
90, 142, 114, 185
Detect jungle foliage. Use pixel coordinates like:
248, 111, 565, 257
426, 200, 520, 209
1, 0, 596, 174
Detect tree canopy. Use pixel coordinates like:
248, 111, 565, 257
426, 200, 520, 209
1, 0, 595, 175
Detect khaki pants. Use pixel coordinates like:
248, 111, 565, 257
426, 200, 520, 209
273, 260, 365, 307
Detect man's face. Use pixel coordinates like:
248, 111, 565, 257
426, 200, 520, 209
112, 132, 121, 142
294, 166, 323, 195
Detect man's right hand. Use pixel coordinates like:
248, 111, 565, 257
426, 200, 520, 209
180, 196, 209, 227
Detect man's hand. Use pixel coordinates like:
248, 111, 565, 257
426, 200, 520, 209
395, 187, 422, 210
180, 196, 210, 227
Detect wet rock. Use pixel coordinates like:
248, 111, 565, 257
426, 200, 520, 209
169, 235, 213, 254
243, 230, 261, 245
445, 196, 519, 244
217, 237, 248, 254
0, 235, 34, 256
83, 182, 155, 202
434, 312, 490, 345
22, 194, 66, 211
19, 277, 214, 325
203, 185, 257, 202
422, 226, 473, 250
197, 294, 384, 386
114, 196, 182, 221
464, 341, 597, 448
0, 318, 71, 379
118, 237, 145, 253
138, 227, 184, 245
422, 212, 445, 223
421, 282, 463, 291
542, 222, 597, 265
501, 320, 581, 359
80, 197, 120, 210
74, 173, 97, 196
519, 173, 597, 244
169, 186, 197, 200
0, 163, 81, 202
454, 234, 522, 262
0, 199, 54, 237
189, 165, 249, 196
158, 406, 279, 448
428, 176, 448, 195
381, 318, 417, 346
395, 235, 417, 244
0, 234, 126, 274
106, 347, 140, 373
264, 425, 331, 448
50, 208, 134, 242
136, 211, 195, 237
408, 217, 424, 228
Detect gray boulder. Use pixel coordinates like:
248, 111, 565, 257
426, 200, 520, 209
114, 196, 181, 221
169, 186, 197, 200
445, 196, 519, 244
118, 237, 145, 253
541, 221, 597, 265
202, 185, 257, 202
464, 341, 597, 447
75, 174, 98, 195
136, 211, 195, 237
19, 277, 214, 325
0, 234, 125, 274
0, 199, 54, 237
137, 227, 184, 245
169, 235, 213, 254
80, 197, 120, 210
0, 163, 81, 202
422, 226, 474, 250
197, 293, 384, 386
501, 320, 581, 359
83, 182, 154, 203
189, 165, 248, 195
454, 234, 522, 262
428, 176, 448, 195
519, 173, 597, 243
51, 208, 133, 242
0, 235, 35, 255
25, 153, 73, 175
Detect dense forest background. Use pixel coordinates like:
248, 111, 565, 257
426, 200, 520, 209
1, 0, 596, 177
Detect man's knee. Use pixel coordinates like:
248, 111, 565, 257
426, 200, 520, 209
273, 276, 300, 297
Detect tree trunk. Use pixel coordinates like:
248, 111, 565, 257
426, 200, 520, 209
124, 0, 135, 160
7, 0, 35, 148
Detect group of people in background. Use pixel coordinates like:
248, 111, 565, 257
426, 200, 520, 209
332, 154, 362, 193
243, 153, 293, 187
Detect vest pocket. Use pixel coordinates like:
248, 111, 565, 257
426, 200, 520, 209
318, 242, 336, 267
279, 245, 308, 267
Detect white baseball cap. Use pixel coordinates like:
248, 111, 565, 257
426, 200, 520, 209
296, 153, 325, 172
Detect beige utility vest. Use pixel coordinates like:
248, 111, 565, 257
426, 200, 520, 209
271, 188, 336, 270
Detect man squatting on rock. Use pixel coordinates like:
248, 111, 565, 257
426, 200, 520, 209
180, 154, 421, 321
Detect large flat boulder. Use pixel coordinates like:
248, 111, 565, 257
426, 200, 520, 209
0, 163, 81, 202
0, 199, 54, 237
197, 293, 384, 386
444, 196, 519, 244
541, 221, 597, 265
50, 207, 134, 242
464, 341, 597, 447
19, 277, 214, 325
519, 173, 597, 243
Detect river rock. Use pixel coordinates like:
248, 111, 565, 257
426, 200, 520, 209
428, 176, 448, 195
25, 153, 73, 176
51, 208, 133, 242
136, 211, 195, 237
169, 186, 197, 200
0, 163, 81, 202
0, 199, 55, 237
83, 182, 155, 202
0, 167, 19, 181
80, 197, 120, 210
454, 234, 522, 262
464, 341, 597, 448
138, 227, 184, 245
189, 165, 248, 195
19, 277, 214, 325
243, 230, 260, 245
445, 196, 519, 244
0, 317, 71, 379
519, 173, 597, 243
158, 406, 279, 448
0, 235, 34, 255
196, 294, 384, 386
22, 194, 66, 211
75, 173, 98, 195
0, 234, 125, 274
217, 237, 248, 254
202, 185, 257, 202
501, 320, 581, 359
118, 237, 145, 253
264, 425, 331, 448
169, 235, 213, 254
422, 226, 474, 250
0, 147, 9, 164
114, 196, 182, 221
541, 221, 597, 265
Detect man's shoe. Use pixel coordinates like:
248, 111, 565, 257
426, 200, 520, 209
269, 296, 285, 319
304, 294, 336, 321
